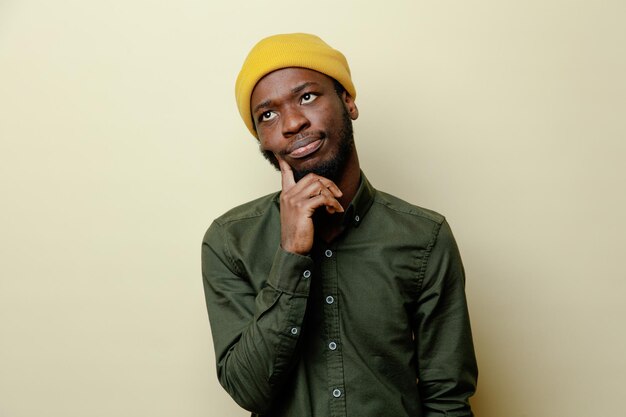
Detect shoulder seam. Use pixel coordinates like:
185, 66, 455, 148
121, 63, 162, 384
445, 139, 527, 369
211, 221, 243, 276
372, 196, 444, 225
215, 208, 267, 226
416, 220, 445, 293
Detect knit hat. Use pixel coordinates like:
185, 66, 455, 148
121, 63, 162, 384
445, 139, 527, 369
235, 33, 356, 138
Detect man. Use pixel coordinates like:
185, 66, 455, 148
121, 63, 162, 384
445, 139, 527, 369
202, 33, 477, 417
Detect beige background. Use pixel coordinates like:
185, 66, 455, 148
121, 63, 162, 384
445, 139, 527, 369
1, 1, 625, 416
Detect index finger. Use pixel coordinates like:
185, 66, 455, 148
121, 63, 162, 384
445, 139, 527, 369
275, 154, 296, 190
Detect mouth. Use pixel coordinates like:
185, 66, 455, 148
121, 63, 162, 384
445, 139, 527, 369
287, 137, 324, 159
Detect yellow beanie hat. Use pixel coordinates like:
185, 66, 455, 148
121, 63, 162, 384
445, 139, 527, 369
235, 33, 356, 138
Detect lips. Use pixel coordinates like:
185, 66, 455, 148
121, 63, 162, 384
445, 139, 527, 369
286, 135, 324, 159
289, 139, 323, 159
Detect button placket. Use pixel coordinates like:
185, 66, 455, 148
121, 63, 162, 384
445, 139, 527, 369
319, 246, 346, 414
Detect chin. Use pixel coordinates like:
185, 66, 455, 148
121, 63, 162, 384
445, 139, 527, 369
294, 155, 343, 183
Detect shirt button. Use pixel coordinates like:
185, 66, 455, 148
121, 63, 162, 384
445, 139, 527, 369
332, 388, 342, 398
303, 270, 311, 278
290, 327, 298, 335
325, 295, 334, 304
328, 341, 337, 350
325, 249, 333, 257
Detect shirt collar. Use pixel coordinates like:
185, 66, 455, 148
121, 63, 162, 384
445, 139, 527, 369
342, 171, 375, 228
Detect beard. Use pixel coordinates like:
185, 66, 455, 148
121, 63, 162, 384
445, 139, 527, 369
260, 108, 354, 183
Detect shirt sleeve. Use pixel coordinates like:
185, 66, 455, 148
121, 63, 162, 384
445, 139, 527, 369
412, 219, 478, 417
201, 221, 313, 414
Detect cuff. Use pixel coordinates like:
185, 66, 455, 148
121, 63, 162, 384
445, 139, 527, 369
266, 246, 314, 295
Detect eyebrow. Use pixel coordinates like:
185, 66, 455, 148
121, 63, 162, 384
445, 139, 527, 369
252, 100, 272, 115
252, 82, 320, 115
291, 81, 318, 94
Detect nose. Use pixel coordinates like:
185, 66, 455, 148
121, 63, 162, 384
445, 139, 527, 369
281, 106, 310, 137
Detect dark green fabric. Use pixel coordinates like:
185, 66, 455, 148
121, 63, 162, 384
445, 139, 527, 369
202, 173, 477, 417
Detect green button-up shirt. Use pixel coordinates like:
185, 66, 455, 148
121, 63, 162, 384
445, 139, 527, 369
202, 173, 477, 417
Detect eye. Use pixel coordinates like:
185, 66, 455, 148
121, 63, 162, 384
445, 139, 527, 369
301, 93, 318, 104
259, 111, 277, 122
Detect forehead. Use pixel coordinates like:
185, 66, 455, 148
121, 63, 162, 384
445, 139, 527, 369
250, 68, 334, 107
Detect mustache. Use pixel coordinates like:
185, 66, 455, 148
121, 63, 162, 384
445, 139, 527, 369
279, 131, 327, 156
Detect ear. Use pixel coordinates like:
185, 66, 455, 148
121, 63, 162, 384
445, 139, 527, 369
342, 91, 359, 120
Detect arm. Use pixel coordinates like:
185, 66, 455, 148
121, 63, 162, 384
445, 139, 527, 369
202, 157, 344, 413
202, 222, 313, 414
412, 220, 478, 417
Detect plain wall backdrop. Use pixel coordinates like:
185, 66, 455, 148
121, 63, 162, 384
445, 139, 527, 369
1, 1, 625, 416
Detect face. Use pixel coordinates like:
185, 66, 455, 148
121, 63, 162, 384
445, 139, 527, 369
250, 68, 359, 182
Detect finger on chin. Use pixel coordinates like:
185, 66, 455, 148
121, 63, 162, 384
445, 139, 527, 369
275, 154, 296, 188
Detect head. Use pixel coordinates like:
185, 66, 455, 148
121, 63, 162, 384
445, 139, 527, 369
235, 33, 359, 182
256, 74, 356, 181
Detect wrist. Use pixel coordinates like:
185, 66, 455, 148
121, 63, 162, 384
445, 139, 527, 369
281, 241, 310, 256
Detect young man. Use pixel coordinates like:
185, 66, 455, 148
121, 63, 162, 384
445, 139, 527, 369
202, 33, 478, 417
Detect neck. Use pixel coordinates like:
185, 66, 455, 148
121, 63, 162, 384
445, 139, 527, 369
334, 149, 361, 209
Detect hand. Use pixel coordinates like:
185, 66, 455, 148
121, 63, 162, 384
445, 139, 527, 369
276, 156, 344, 255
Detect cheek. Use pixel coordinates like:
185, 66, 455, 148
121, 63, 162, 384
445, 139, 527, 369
258, 135, 280, 154
304, 107, 337, 131
257, 120, 284, 147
